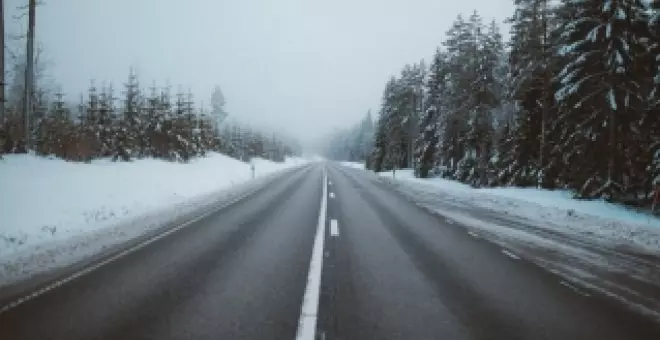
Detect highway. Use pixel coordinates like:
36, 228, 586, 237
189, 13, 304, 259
1, 163, 659, 339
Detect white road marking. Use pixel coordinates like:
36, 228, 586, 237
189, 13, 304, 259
328, 180, 332, 186
0, 186, 263, 315
330, 219, 339, 237
467, 231, 480, 238
560, 281, 591, 297
296, 168, 328, 340
501, 249, 521, 260
329, 192, 335, 199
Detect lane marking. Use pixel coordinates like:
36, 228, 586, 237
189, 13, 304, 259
467, 231, 480, 238
296, 168, 328, 340
501, 249, 521, 260
560, 281, 591, 297
330, 219, 339, 237
0, 168, 307, 315
329, 192, 335, 199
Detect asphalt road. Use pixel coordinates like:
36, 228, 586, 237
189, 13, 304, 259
1, 162, 660, 339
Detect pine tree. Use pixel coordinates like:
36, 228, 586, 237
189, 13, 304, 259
555, 0, 654, 200
119, 68, 141, 160
83, 80, 103, 158
415, 49, 449, 178
370, 77, 398, 171
440, 14, 475, 173
171, 87, 195, 161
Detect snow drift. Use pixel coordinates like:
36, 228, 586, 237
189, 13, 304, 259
0, 153, 307, 286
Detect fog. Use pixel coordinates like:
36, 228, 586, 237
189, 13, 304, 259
8, 0, 513, 143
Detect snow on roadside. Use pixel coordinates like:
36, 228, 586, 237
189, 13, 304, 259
0, 153, 307, 286
338, 161, 365, 170
374, 169, 660, 254
343, 166, 660, 318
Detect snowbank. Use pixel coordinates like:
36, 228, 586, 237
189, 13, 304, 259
375, 169, 660, 252
0, 154, 307, 260
338, 161, 365, 170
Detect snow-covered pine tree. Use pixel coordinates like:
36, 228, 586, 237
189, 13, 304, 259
440, 14, 474, 174
170, 86, 194, 161
118, 68, 141, 160
638, 0, 660, 200
414, 49, 449, 178
97, 82, 117, 158
185, 90, 204, 157
502, 0, 558, 187
358, 110, 375, 161
210, 85, 228, 132
370, 77, 398, 171
36, 88, 74, 158
83, 80, 103, 159
555, 0, 654, 201
466, 18, 504, 187
157, 83, 175, 160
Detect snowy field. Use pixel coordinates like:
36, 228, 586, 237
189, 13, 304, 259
0, 154, 307, 286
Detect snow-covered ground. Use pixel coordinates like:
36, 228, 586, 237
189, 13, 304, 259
0, 154, 307, 286
338, 161, 365, 170
341, 165, 660, 319
376, 169, 660, 253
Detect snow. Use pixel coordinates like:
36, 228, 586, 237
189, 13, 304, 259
338, 161, 365, 170
0, 153, 307, 286
355, 166, 660, 318
375, 169, 660, 252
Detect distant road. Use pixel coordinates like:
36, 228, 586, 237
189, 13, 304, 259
1, 163, 659, 339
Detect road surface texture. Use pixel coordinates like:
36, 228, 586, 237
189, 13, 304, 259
1, 162, 660, 339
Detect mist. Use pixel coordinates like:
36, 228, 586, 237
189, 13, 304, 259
8, 0, 513, 145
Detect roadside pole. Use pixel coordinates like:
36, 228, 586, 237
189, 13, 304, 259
653, 183, 659, 215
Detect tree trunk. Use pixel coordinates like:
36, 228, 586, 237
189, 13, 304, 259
23, 0, 35, 151
0, 0, 5, 124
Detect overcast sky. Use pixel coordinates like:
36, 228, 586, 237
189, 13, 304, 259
9, 0, 513, 143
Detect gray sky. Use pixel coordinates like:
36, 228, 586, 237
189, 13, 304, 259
11, 0, 513, 143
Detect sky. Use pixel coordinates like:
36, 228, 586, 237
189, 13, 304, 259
8, 0, 514, 143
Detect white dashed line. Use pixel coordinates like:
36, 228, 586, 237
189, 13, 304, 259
560, 281, 591, 297
330, 219, 339, 237
296, 168, 328, 340
501, 249, 521, 260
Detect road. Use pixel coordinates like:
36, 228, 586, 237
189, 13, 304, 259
1, 163, 660, 339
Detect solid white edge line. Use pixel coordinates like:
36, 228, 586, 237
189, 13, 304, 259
501, 249, 521, 260
0, 172, 287, 315
295, 167, 328, 340
330, 219, 339, 237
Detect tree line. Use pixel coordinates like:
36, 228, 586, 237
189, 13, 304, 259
328, 0, 660, 206
322, 110, 375, 162
0, 68, 301, 163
